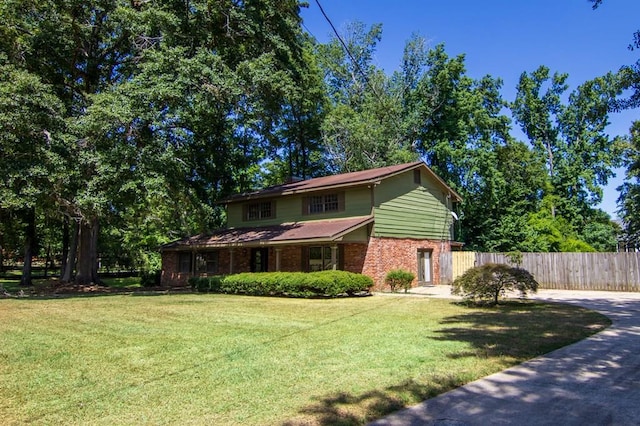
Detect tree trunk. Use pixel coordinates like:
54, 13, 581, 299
75, 217, 100, 285
0, 237, 4, 274
90, 219, 100, 283
20, 207, 36, 286
44, 244, 51, 278
62, 220, 79, 282
60, 216, 69, 278
0, 210, 5, 273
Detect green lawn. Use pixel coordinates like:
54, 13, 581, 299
0, 294, 610, 425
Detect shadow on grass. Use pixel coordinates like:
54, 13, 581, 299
282, 376, 463, 426
283, 300, 612, 425
360, 297, 640, 425
433, 300, 611, 360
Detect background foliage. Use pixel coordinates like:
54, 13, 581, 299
1, 1, 638, 283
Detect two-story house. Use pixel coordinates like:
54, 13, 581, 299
160, 161, 462, 289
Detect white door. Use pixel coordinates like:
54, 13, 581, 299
418, 250, 432, 283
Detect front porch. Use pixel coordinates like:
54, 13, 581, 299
160, 242, 369, 287
160, 216, 374, 287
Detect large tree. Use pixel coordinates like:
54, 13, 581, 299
316, 22, 415, 173
618, 121, 640, 249
1, 0, 316, 283
512, 66, 623, 228
0, 60, 66, 285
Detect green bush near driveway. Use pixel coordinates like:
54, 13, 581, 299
452, 263, 539, 305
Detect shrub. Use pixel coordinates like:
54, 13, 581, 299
191, 271, 373, 298
139, 270, 161, 287
451, 263, 538, 305
385, 269, 415, 293
189, 276, 224, 293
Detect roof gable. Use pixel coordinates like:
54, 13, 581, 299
225, 161, 461, 203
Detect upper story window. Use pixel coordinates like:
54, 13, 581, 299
244, 200, 274, 221
305, 192, 343, 215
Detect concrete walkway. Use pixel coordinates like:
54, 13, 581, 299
370, 286, 640, 426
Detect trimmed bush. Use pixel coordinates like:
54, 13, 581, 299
385, 269, 415, 293
140, 270, 161, 287
190, 271, 373, 298
189, 276, 224, 293
452, 263, 538, 305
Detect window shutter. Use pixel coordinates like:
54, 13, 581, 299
301, 197, 309, 215
242, 204, 248, 222
271, 200, 276, 219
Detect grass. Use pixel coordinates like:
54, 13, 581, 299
99, 276, 142, 289
0, 294, 610, 425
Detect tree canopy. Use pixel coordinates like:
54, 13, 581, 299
0, 4, 634, 285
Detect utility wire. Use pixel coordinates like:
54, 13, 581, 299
313, 0, 385, 103
312, 0, 411, 154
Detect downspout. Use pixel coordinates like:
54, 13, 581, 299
369, 181, 381, 237
441, 193, 451, 252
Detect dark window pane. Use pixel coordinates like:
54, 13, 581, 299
246, 201, 273, 220
179, 253, 191, 273
324, 194, 338, 211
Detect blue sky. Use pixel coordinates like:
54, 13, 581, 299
300, 0, 640, 218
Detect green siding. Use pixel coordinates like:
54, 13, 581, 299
226, 186, 373, 228
373, 170, 454, 240
340, 225, 369, 242
226, 168, 455, 241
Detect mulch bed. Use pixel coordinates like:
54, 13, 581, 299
2, 280, 191, 298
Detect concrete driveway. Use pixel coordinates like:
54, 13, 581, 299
370, 287, 640, 426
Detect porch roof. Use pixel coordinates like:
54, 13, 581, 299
162, 216, 373, 250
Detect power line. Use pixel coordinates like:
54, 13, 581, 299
312, 0, 408, 147
313, 0, 384, 101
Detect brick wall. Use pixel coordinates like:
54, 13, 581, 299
277, 246, 302, 272
161, 247, 302, 286
160, 251, 191, 286
342, 243, 368, 273
362, 237, 450, 290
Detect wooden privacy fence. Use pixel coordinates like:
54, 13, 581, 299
439, 252, 640, 292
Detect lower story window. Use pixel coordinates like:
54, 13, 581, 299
178, 252, 192, 273
308, 246, 339, 271
196, 252, 219, 274
251, 248, 269, 272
